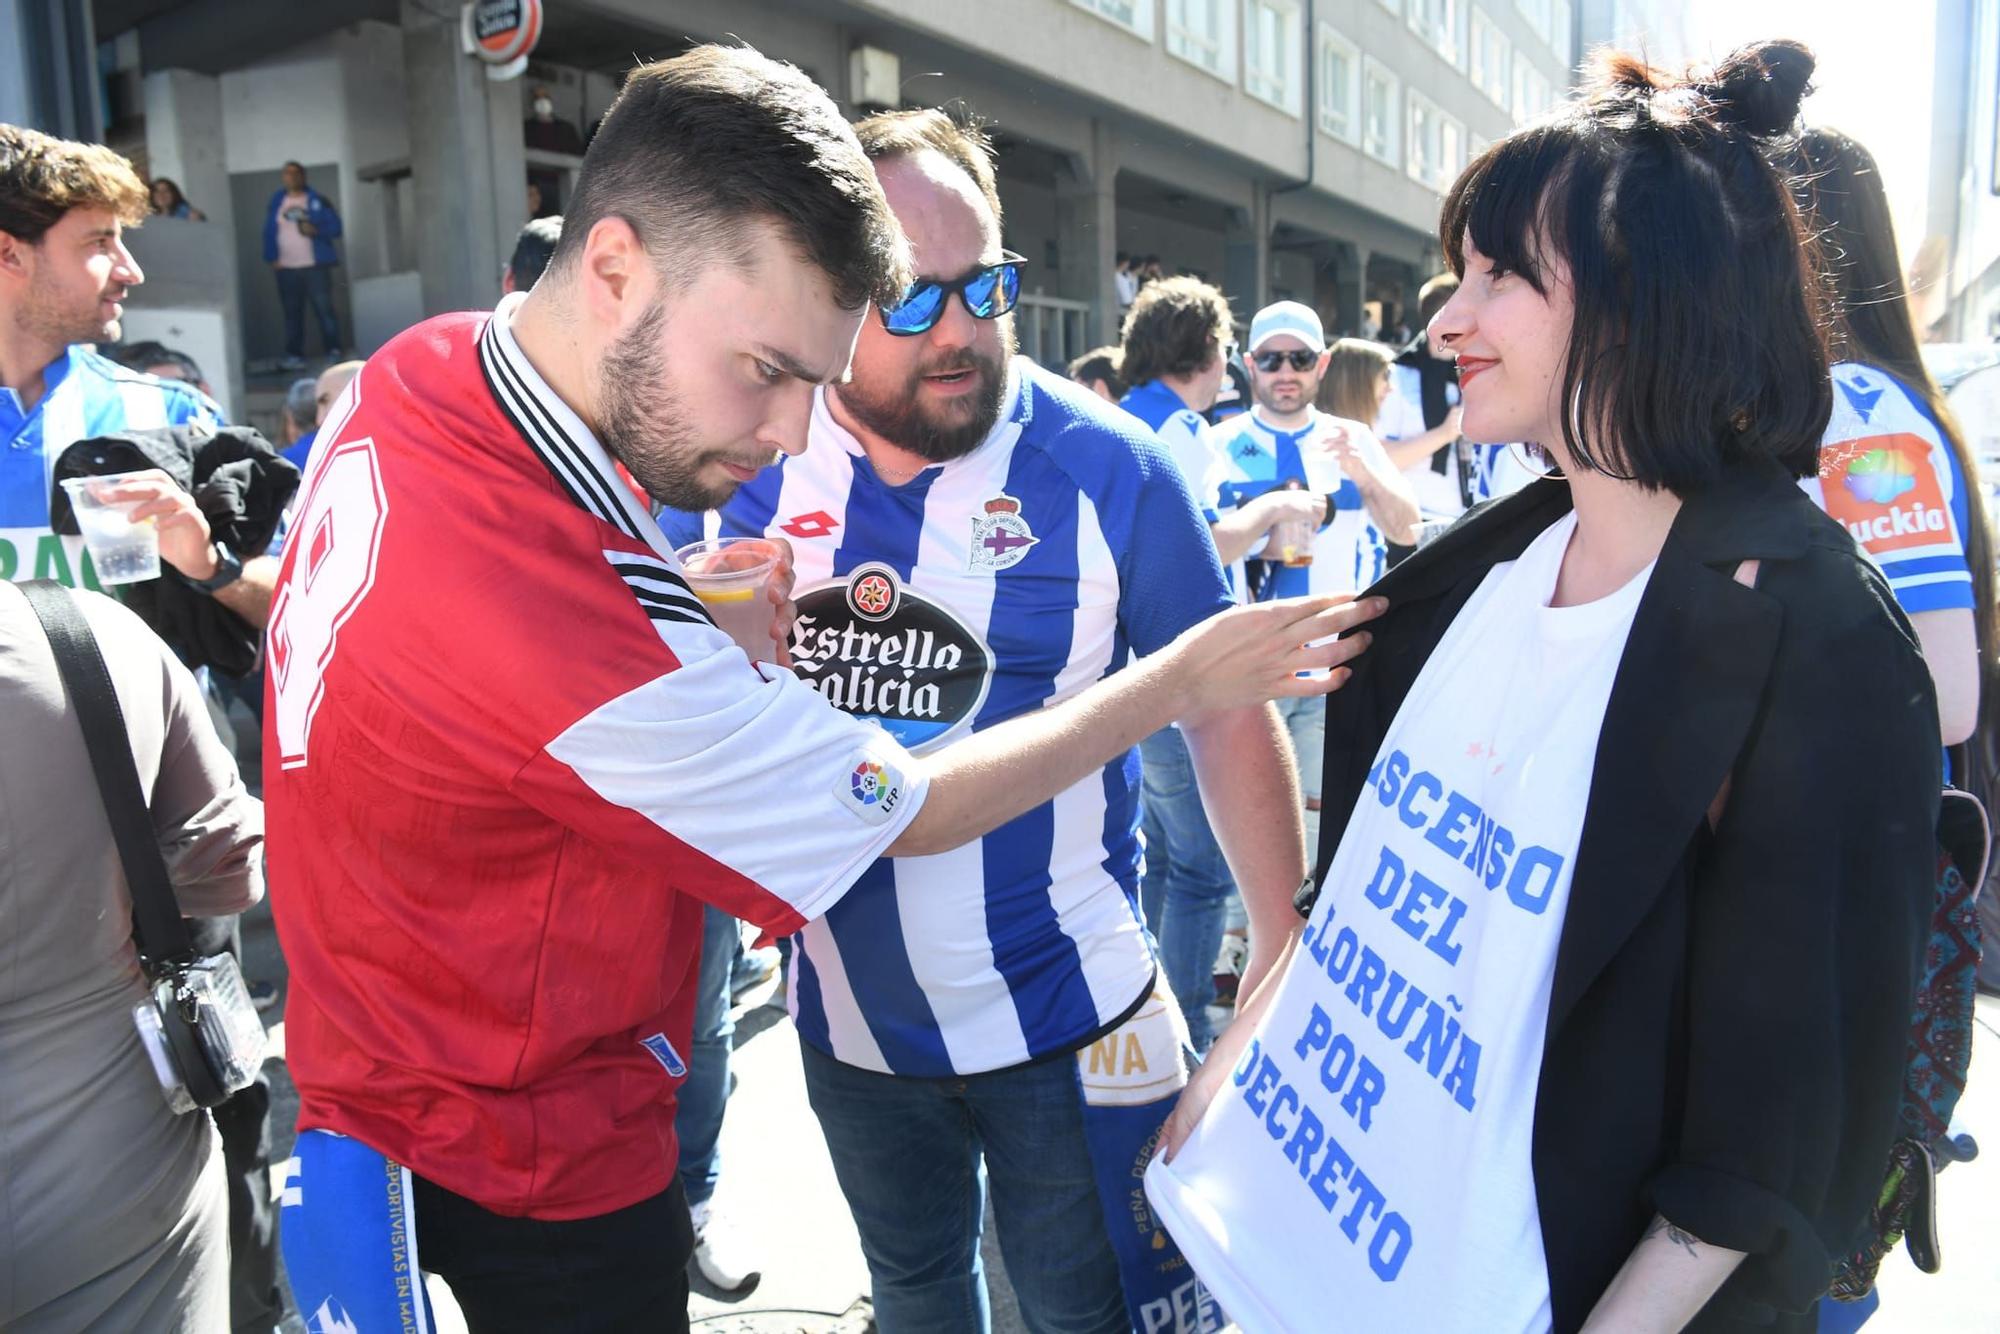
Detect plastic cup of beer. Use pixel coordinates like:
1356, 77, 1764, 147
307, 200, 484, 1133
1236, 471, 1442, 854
1273, 516, 1315, 568
676, 537, 783, 661
59, 473, 162, 584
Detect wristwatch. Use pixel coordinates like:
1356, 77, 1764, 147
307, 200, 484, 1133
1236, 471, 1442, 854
182, 544, 243, 594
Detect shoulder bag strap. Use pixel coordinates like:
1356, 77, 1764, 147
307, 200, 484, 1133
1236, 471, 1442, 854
16, 580, 194, 968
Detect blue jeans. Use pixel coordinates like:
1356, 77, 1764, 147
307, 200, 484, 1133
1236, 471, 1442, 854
1276, 693, 1327, 868
275, 264, 339, 358
1138, 726, 1235, 1052
674, 904, 740, 1208
801, 1043, 1126, 1334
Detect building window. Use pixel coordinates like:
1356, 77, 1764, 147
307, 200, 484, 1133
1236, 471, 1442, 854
1512, 59, 1552, 123
1317, 22, 1360, 142
1408, 92, 1435, 186
1166, 0, 1235, 80
1071, 0, 1155, 38
1469, 6, 1511, 107
1407, 91, 1467, 190
1408, 0, 1464, 67
1243, 0, 1303, 114
1363, 58, 1400, 165
1552, 0, 1572, 60
1440, 112, 1465, 185
1515, 0, 1552, 41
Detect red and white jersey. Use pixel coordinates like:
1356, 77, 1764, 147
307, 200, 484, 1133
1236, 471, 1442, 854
263, 295, 926, 1220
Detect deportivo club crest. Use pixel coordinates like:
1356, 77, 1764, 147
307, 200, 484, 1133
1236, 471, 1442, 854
968, 494, 1038, 572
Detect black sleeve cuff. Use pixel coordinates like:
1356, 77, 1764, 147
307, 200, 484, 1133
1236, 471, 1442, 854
1648, 1164, 1833, 1312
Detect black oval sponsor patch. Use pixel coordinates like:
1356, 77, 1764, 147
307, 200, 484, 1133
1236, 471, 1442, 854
788, 562, 993, 753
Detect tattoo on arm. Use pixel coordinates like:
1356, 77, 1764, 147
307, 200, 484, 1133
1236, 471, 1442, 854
1644, 1216, 1703, 1259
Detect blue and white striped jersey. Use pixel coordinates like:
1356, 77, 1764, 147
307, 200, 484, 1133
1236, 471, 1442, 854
0, 345, 221, 587
1803, 361, 1975, 616
717, 360, 1233, 1076
1213, 409, 1390, 597
1118, 379, 1224, 523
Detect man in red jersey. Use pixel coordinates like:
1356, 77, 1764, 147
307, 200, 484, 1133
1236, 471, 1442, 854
269, 44, 1375, 1334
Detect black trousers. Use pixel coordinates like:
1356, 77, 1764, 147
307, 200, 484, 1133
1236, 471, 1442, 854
411, 1174, 695, 1334
186, 914, 285, 1332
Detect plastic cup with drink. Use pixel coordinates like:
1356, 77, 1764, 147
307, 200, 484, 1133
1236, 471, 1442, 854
59, 472, 164, 585
676, 537, 785, 662
1271, 479, 1316, 569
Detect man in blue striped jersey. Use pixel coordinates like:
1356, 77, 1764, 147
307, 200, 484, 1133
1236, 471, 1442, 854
0, 125, 279, 623
1218, 301, 1419, 868
1116, 279, 1332, 1058
708, 111, 1310, 1332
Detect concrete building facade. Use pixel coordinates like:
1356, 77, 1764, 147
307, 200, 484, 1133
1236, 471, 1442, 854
29, 0, 1577, 404
1928, 0, 2000, 343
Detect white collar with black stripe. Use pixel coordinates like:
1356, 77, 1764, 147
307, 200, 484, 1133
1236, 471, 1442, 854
478, 291, 678, 564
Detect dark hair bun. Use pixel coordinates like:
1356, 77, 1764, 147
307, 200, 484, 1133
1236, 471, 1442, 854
1698, 39, 1815, 137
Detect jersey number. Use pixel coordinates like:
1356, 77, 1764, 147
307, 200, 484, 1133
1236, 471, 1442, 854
270, 384, 387, 769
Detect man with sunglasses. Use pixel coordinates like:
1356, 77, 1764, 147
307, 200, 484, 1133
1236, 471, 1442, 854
1227, 302, 1418, 596
1218, 299, 1418, 866
1114, 280, 1345, 1062
699, 108, 1316, 1333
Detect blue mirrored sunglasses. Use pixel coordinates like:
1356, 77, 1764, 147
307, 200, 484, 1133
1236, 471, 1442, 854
879, 253, 1028, 336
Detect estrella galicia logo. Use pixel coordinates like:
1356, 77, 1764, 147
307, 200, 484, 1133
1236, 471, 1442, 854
791, 561, 994, 753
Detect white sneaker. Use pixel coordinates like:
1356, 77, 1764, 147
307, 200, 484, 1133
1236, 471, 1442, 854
688, 1199, 762, 1294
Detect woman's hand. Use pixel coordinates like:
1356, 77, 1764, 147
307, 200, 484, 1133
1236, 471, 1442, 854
1158, 1031, 1241, 1163
1158, 925, 1306, 1163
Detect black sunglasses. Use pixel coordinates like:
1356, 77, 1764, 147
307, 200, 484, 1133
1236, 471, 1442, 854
1252, 349, 1320, 373
880, 253, 1028, 336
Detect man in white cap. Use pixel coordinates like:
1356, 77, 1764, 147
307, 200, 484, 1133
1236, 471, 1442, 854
1213, 299, 1416, 856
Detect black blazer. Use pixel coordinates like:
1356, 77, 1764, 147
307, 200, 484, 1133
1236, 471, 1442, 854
1311, 461, 1940, 1332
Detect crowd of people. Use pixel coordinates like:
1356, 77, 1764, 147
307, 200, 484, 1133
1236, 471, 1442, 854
0, 29, 1989, 1334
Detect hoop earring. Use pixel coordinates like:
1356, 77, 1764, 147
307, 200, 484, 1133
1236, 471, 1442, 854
1507, 440, 1566, 480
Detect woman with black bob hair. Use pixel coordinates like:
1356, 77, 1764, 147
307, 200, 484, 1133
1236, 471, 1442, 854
1143, 41, 1939, 1334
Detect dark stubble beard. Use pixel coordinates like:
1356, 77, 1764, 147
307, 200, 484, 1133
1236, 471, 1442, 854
17, 270, 119, 348
596, 298, 759, 512
836, 320, 1017, 464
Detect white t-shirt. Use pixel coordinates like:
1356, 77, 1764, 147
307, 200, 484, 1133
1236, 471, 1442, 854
1146, 511, 1654, 1334
1381, 366, 1471, 517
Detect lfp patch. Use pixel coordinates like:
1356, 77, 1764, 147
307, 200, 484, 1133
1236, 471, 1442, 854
836, 748, 909, 825
640, 1032, 687, 1078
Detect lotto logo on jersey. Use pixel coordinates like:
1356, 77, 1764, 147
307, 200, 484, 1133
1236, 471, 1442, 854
836, 750, 908, 825
1819, 434, 1950, 556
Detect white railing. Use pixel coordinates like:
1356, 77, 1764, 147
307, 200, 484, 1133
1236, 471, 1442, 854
1016, 292, 1096, 372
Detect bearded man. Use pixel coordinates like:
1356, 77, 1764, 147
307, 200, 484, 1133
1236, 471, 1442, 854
697, 108, 1314, 1334
266, 50, 1372, 1334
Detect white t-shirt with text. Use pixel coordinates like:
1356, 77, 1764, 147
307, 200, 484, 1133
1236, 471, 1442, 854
1146, 511, 1654, 1333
